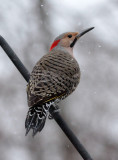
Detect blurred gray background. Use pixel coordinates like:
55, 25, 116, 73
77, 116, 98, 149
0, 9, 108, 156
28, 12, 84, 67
0, 0, 118, 160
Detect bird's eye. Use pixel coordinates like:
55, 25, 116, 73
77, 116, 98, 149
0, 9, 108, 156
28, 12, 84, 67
68, 34, 72, 38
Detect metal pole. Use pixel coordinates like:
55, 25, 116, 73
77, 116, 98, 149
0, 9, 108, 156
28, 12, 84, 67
0, 35, 93, 160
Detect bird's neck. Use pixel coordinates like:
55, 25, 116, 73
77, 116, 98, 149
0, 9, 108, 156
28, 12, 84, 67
53, 46, 74, 57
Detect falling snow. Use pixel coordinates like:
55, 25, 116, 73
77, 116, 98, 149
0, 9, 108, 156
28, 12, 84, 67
0, 0, 118, 160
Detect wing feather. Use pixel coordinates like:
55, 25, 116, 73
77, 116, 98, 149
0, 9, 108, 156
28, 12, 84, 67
27, 50, 80, 107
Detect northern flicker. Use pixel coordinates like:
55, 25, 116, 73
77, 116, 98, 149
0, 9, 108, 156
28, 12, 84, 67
25, 27, 94, 136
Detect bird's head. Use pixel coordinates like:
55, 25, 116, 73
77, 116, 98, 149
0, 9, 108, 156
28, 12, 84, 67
49, 27, 94, 56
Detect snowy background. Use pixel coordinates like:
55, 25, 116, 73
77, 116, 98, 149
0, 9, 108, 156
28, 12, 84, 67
0, 0, 118, 160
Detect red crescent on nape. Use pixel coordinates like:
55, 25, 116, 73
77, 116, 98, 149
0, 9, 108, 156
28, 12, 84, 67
49, 39, 60, 51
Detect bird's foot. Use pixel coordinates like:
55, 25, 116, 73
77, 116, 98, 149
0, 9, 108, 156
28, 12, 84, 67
48, 105, 60, 119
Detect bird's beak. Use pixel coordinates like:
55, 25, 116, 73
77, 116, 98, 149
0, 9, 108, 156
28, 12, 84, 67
76, 27, 94, 39
70, 27, 94, 48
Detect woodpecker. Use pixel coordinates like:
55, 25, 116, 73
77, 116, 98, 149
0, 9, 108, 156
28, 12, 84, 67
25, 27, 94, 136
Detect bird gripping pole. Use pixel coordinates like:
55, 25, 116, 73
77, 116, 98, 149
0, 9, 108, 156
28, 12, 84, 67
0, 35, 93, 160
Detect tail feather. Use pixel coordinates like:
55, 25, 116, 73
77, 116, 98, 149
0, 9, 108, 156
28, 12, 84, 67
25, 105, 48, 136
32, 116, 46, 137
25, 112, 36, 136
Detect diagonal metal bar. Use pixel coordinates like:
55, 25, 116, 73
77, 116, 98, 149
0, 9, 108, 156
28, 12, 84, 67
0, 36, 30, 82
0, 35, 93, 160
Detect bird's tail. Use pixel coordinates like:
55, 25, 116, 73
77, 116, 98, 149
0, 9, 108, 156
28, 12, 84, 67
25, 105, 49, 137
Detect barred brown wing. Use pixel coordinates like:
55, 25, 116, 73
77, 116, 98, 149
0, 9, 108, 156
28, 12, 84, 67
27, 50, 80, 107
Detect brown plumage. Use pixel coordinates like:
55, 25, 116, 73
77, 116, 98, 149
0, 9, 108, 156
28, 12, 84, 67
25, 28, 94, 136
27, 50, 80, 107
